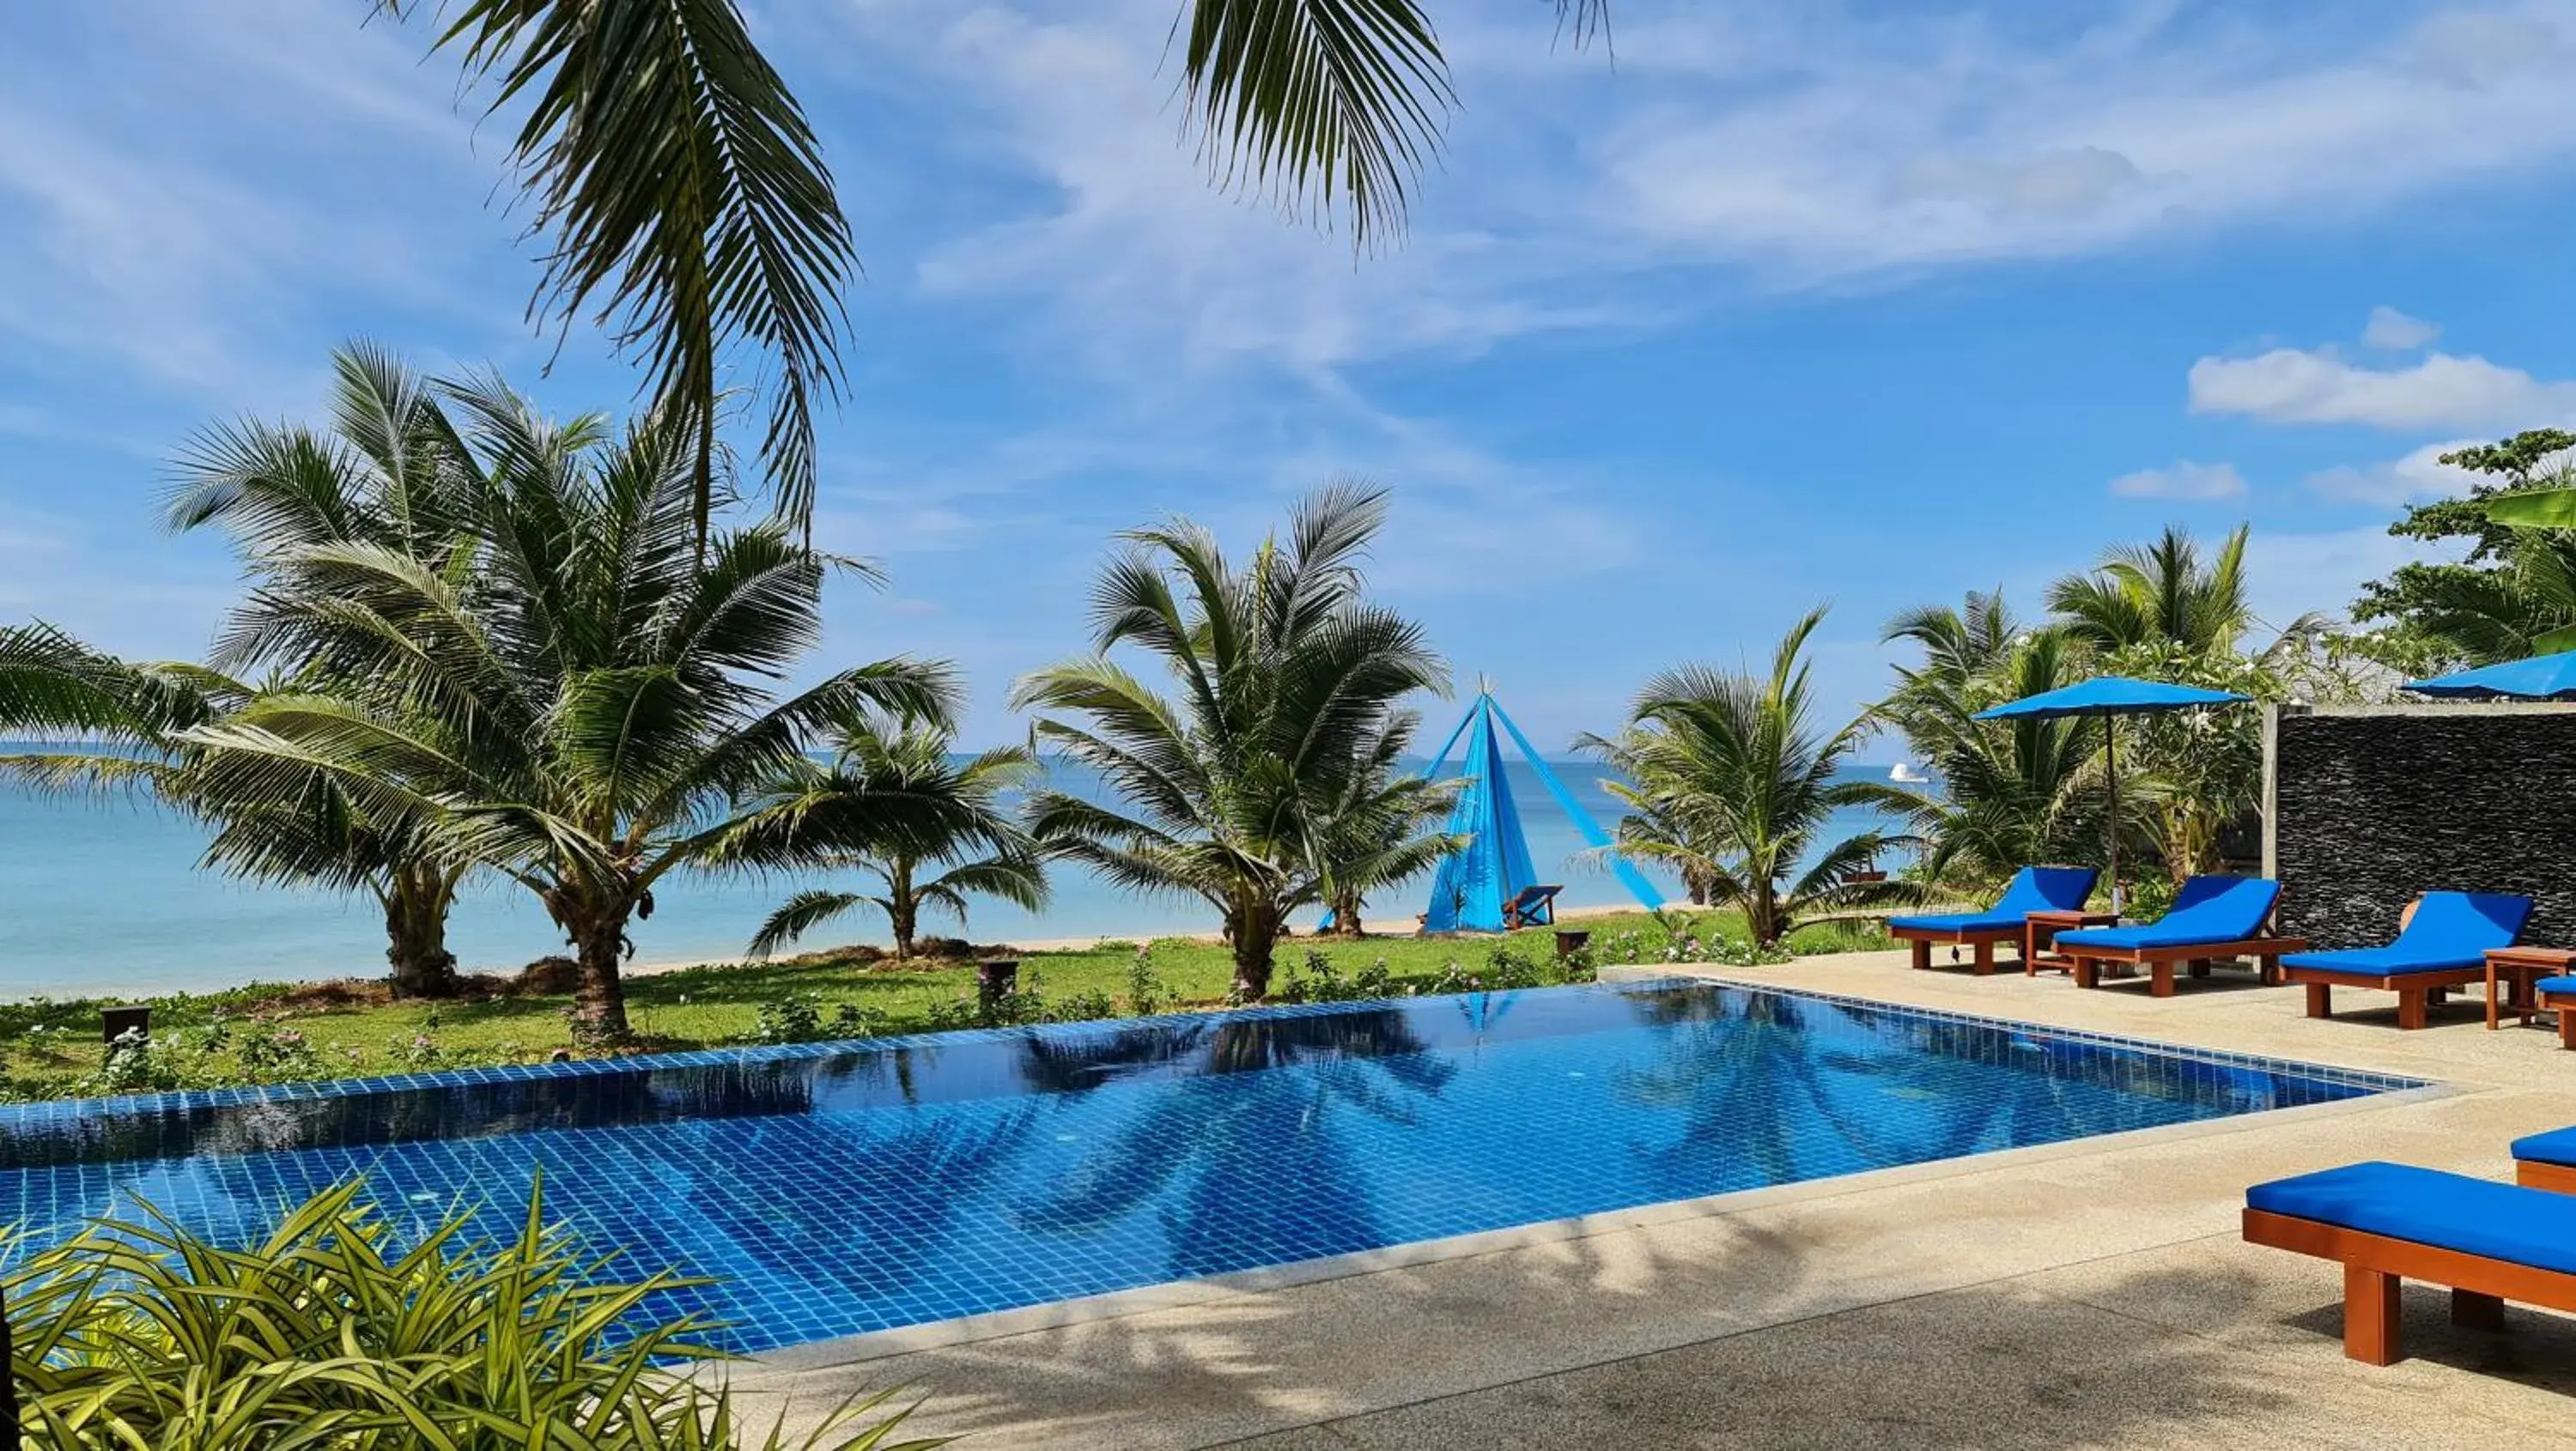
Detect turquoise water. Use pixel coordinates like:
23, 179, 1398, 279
0, 756, 1911, 999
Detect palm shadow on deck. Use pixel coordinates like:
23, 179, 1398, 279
735, 1237, 2576, 1449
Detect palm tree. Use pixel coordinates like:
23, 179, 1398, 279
178, 368, 963, 1037
1582, 608, 1911, 947
2045, 525, 2254, 656
745, 712, 1048, 961
1873, 610, 2106, 891
1313, 713, 1459, 936
1012, 483, 1449, 999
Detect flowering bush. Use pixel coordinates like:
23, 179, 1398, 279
236, 1024, 325, 1082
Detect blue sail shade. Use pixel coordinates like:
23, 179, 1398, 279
1419, 692, 1664, 933
2406, 650, 2576, 701
1973, 676, 2250, 720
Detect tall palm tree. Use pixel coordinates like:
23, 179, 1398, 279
745, 712, 1048, 961
1582, 608, 1910, 947
2045, 525, 2254, 656
1012, 483, 1449, 999
179, 369, 963, 1036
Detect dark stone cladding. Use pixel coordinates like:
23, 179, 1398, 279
2273, 707, 2576, 950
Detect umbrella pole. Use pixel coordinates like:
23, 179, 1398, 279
2106, 715, 2122, 916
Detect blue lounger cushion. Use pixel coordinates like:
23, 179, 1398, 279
1888, 865, 2098, 935
2513, 1124, 2576, 1169
2276, 890, 2532, 977
2248, 1161, 2576, 1276
2054, 874, 2280, 952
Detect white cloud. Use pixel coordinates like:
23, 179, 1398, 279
1592, 4, 2576, 282
2108, 460, 2246, 500
0, 3, 521, 404
798, 1, 2576, 386
2362, 305, 2441, 350
2187, 348, 2576, 431
2306, 440, 2483, 507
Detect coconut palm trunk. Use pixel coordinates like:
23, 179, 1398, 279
550, 880, 641, 1038
382, 861, 463, 999
1230, 899, 1287, 999
886, 859, 920, 960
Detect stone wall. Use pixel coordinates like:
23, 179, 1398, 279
2269, 705, 2576, 949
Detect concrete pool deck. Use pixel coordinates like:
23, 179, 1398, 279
733, 949, 2576, 1448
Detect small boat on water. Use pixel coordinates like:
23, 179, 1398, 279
1889, 761, 1930, 783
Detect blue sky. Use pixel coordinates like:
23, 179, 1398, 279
7, 1, 2576, 751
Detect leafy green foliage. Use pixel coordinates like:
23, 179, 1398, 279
0, 915, 1869, 1103
2045, 524, 2273, 655
2352, 429, 2576, 665
6, 1176, 942, 1449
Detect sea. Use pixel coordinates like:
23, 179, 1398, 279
0, 753, 1917, 999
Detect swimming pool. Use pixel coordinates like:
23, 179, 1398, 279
0, 980, 2418, 1352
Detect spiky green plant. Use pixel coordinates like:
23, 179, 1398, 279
6, 1177, 944, 1449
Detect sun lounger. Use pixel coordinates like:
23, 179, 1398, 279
2275, 891, 2535, 1030
2509, 1126, 2576, 1193
1886, 865, 2099, 975
2051, 874, 2301, 998
2244, 1161, 2576, 1363
1503, 884, 1562, 929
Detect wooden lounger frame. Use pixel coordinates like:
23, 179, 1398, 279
1502, 884, 1562, 931
2275, 963, 2481, 1031
2061, 938, 2305, 998
1887, 922, 2025, 976
2519, 1159, 2576, 1194
2242, 1207, 2576, 1364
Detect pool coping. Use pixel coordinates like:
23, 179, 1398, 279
744, 1072, 2460, 1374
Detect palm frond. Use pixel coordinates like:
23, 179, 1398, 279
1176, 0, 1454, 249
402, 0, 857, 531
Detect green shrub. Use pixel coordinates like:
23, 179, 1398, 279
235, 1024, 325, 1082
1123, 947, 1167, 1016
752, 992, 829, 1045
7, 1177, 945, 1449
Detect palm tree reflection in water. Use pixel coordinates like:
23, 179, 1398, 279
1020, 1008, 1455, 1278
1619, 986, 2159, 1197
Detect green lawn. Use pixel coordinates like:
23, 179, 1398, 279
0, 909, 1891, 1104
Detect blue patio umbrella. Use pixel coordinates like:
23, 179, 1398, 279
2406, 649, 2576, 701
1974, 677, 2252, 912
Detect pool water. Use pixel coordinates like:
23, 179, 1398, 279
0, 980, 2416, 1352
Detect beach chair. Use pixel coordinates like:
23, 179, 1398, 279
2244, 1161, 2576, 1364
2509, 1126, 2576, 1193
1503, 884, 1562, 929
1886, 865, 2099, 975
2051, 874, 2302, 998
2275, 891, 2534, 1030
